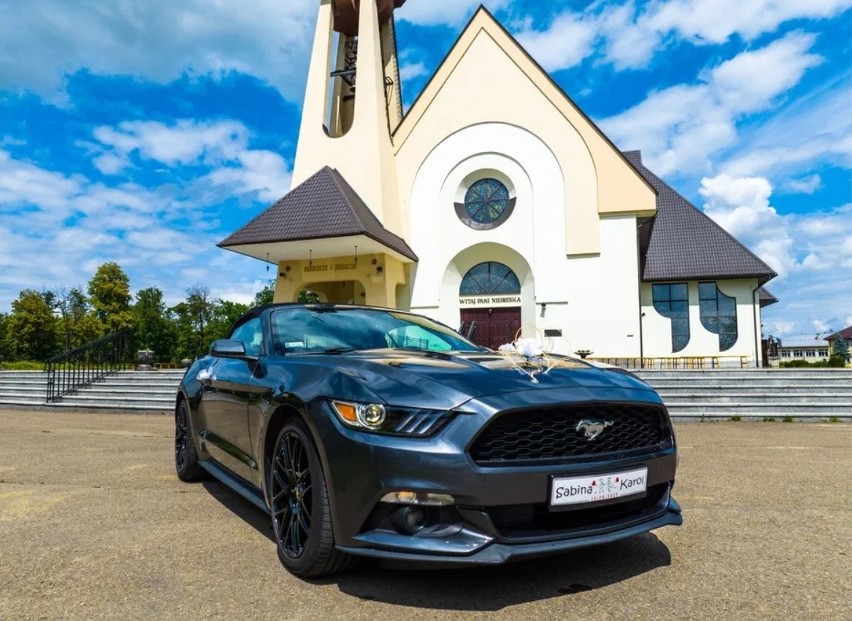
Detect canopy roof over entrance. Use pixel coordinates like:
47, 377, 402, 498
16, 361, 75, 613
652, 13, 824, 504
219, 166, 418, 264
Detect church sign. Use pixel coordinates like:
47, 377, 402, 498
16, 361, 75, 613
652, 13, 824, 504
459, 295, 521, 308
303, 261, 358, 274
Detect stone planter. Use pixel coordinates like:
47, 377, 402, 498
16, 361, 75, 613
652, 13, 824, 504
136, 350, 154, 371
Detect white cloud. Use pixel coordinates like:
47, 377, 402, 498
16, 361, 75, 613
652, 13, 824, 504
0, 120, 291, 312
1, 0, 316, 102
781, 174, 822, 194
699, 175, 852, 336
508, 0, 850, 73
645, 0, 852, 44
514, 12, 598, 72
597, 2, 659, 70
205, 150, 292, 203
88, 118, 291, 201
396, 0, 511, 27
0, 150, 84, 214
601, 32, 822, 176
721, 81, 852, 178
92, 120, 249, 168
399, 62, 429, 82
707, 32, 821, 113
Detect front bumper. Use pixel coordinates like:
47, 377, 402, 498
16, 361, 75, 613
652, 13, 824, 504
309, 387, 681, 565
338, 496, 682, 566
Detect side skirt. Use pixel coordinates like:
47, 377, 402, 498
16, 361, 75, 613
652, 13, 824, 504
199, 460, 268, 512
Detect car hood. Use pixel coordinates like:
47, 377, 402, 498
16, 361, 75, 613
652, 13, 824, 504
304, 349, 656, 410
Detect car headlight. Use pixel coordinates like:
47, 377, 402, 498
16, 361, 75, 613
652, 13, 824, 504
330, 400, 454, 436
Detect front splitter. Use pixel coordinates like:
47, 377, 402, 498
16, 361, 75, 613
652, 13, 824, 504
337, 498, 683, 567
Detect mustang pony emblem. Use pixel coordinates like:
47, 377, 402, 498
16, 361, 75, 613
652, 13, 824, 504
575, 419, 614, 441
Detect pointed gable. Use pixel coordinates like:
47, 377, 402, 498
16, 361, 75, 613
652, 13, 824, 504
394, 7, 653, 198
392, 6, 657, 256
219, 166, 417, 261
623, 151, 776, 284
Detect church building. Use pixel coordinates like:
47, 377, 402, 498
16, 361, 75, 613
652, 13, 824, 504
219, 0, 777, 364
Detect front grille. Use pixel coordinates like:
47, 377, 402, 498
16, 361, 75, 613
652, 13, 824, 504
468, 403, 669, 466
486, 484, 669, 541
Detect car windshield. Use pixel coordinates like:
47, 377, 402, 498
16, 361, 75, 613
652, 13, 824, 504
270, 307, 483, 355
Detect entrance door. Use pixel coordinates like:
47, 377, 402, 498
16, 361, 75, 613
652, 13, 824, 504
461, 307, 521, 350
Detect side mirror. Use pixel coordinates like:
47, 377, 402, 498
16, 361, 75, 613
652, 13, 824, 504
210, 339, 247, 358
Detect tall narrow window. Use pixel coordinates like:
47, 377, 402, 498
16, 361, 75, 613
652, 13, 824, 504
652, 283, 690, 352
699, 282, 738, 351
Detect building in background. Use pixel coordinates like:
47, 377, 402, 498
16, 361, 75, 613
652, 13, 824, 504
220, 1, 777, 364
826, 327, 852, 360
777, 335, 831, 362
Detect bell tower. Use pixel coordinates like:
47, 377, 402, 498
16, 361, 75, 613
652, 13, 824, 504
293, 0, 405, 233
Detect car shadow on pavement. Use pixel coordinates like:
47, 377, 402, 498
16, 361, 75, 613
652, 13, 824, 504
202, 479, 275, 542
203, 480, 672, 611
329, 534, 672, 611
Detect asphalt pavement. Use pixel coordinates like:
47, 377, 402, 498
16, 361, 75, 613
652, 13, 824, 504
0, 410, 849, 620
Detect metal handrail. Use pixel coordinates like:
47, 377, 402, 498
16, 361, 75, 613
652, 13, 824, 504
44, 330, 133, 402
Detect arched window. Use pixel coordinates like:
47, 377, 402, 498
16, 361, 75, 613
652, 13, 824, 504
460, 262, 520, 296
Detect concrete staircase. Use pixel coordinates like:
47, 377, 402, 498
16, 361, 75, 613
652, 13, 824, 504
1, 368, 849, 420
53, 370, 185, 412
636, 369, 852, 420
0, 371, 50, 406
0, 369, 185, 413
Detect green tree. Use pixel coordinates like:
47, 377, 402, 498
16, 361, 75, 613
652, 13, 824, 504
171, 285, 216, 359
7, 289, 60, 361
297, 289, 321, 303
88, 262, 134, 332
52, 287, 104, 351
68, 289, 104, 348
0, 312, 10, 362
254, 280, 276, 306
208, 300, 250, 342
833, 336, 850, 363
134, 287, 176, 361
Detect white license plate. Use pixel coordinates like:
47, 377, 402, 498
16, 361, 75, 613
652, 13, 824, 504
550, 467, 648, 507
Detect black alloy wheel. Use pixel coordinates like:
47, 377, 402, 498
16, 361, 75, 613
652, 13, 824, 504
270, 429, 313, 559
174, 400, 201, 481
268, 419, 353, 578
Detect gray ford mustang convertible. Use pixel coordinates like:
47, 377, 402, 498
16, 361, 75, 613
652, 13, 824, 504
175, 304, 682, 578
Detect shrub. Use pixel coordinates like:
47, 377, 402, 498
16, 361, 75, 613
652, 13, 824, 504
779, 359, 812, 368
0, 360, 44, 370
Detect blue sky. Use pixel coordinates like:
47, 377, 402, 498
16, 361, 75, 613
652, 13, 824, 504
1, 0, 850, 338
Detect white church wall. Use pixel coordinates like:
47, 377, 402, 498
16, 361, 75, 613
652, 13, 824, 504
408, 122, 643, 356
640, 279, 762, 364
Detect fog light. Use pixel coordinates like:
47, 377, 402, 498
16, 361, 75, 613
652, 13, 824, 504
380, 491, 455, 506
391, 506, 427, 534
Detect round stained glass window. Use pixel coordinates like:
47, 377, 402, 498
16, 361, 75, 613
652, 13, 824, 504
455, 177, 515, 230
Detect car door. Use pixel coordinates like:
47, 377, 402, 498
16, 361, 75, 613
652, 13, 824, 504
199, 317, 263, 483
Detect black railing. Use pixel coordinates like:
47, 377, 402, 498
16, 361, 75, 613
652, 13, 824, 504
45, 331, 133, 402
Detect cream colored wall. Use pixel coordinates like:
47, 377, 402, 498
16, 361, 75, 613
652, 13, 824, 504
394, 14, 656, 256
640, 279, 762, 364
408, 122, 642, 356
293, 0, 401, 234
273, 253, 407, 309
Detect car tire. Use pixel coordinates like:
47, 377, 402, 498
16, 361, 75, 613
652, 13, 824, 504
174, 400, 202, 481
269, 418, 354, 578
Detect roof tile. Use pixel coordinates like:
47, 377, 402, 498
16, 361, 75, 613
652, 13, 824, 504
623, 150, 776, 284
219, 167, 418, 261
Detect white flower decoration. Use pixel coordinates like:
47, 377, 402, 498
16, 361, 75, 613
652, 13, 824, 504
514, 337, 544, 358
